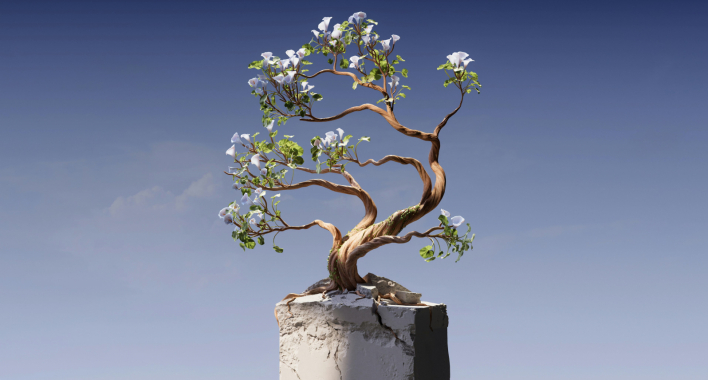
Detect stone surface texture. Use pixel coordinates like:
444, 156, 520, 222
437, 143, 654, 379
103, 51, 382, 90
276, 292, 449, 380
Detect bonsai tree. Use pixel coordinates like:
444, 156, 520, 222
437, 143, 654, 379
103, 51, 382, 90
220, 12, 479, 294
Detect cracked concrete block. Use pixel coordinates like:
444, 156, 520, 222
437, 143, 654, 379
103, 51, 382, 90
355, 284, 379, 299
276, 293, 449, 380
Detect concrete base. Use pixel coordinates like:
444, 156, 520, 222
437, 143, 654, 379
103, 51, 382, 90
276, 292, 449, 380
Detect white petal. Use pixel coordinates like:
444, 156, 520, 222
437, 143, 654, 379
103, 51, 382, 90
391, 34, 400, 43
336, 128, 344, 140
451, 216, 465, 227
219, 207, 229, 218
285, 49, 295, 58
441, 209, 451, 218
250, 154, 261, 169
240, 134, 251, 144
223, 214, 234, 224
226, 144, 236, 158
261, 52, 272, 60
265, 120, 274, 132
231, 133, 241, 144
296, 48, 306, 58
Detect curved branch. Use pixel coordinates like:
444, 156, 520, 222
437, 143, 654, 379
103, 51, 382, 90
349, 155, 432, 203
346, 227, 443, 266
301, 69, 386, 95
264, 178, 377, 232
264, 219, 342, 253
434, 91, 465, 136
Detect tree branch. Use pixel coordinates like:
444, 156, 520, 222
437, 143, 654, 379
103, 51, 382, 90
301, 69, 387, 95
262, 219, 342, 253
346, 227, 443, 265
348, 155, 432, 204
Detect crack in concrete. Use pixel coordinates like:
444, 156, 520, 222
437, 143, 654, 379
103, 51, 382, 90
333, 343, 343, 380
280, 360, 302, 380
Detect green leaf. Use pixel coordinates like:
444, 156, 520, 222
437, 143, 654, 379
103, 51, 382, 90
301, 60, 313, 65
419, 245, 434, 259
273, 245, 284, 253
292, 156, 304, 165
359, 136, 370, 142
437, 62, 454, 70
439, 215, 449, 225
312, 93, 323, 101
401, 85, 411, 90
396, 55, 405, 62
258, 236, 265, 245
243, 237, 256, 249
352, 82, 358, 90
398, 92, 406, 98
327, 58, 334, 64
401, 68, 409, 78
339, 58, 350, 69
248, 60, 264, 69
366, 19, 378, 25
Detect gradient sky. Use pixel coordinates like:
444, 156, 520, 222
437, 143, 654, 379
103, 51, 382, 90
1, 0, 707, 379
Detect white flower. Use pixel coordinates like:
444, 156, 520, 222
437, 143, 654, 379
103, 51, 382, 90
254, 187, 264, 196
278, 59, 291, 70
248, 77, 259, 88
441, 209, 451, 218
388, 75, 400, 90
285, 49, 295, 58
462, 58, 474, 68
250, 154, 261, 169
272, 193, 281, 198
241, 194, 254, 207
226, 144, 236, 158
260, 168, 268, 176
249, 218, 257, 226
290, 56, 300, 67
231, 133, 242, 144
348, 11, 366, 24
300, 81, 315, 93
296, 48, 306, 58
311, 29, 319, 38
261, 52, 273, 61
265, 120, 274, 132
380, 38, 392, 51
231, 182, 239, 190
446, 51, 470, 69
331, 23, 342, 40
349, 56, 362, 68
254, 88, 264, 95
219, 207, 230, 218
336, 128, 344, 140
451, 216, 465, 228
241, 134, 251, 144
273, 74, 285, 84
325, 131, 338, 142
284, 71, 297, 84
228, 166, 239, 173
223, 213, 234, 224
318, 17, 332, 32
391, 34, 400, 43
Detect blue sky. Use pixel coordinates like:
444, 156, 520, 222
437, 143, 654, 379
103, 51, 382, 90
1, 0, 707, 379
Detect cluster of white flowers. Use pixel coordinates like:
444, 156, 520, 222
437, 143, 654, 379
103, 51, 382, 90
446, 51, 474, 71
441, 209, 465, 228
313, 128, 345, 148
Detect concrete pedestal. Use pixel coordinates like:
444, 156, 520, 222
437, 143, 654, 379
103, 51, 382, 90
276, 292, 449, 380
